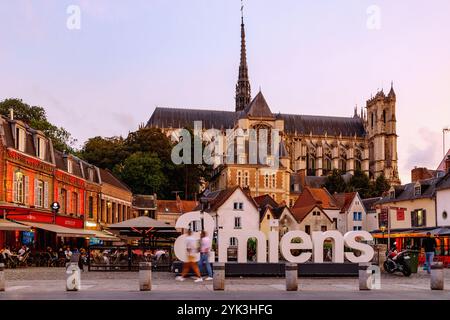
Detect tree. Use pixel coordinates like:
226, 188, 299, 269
113, 152, 168, 195
79, 126, 213, 200
0, 98, 77, 152
347, 169, 374, 199
324, 169, 347, 194
79, 136, 127, 171
124, 127, 172, 162
374, 174, 390, 197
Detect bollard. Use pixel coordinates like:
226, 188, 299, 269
375, 244, 387, 272
0, 263, 5, 292
430, 262, 444, 290
359, 263, 371, 290
66, 262, 81, 291
139, 262, 152, 291
213, 263, 225, 291
285, 263, 298, 291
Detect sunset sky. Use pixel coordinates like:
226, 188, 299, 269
1, 0, 450, 183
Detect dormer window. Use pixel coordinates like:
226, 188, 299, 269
67, 159, 73, 174
414, 184, 421, 196
15, 127, 26, 152
36, 137, 46, 160
88, 168, 94, 181
389, 187, 396, 199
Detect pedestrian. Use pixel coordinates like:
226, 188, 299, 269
198, 231, 213, 281
176, 229, 203, 283
422, 232, 437, 274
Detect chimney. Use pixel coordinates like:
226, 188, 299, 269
298, 169, 306, 189
9, 108, 14, 120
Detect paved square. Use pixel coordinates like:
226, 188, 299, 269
0, 268, 449, 300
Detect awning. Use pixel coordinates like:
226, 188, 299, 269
372, 227, 450, 238
0, 219, 30, 231
89, 230, 120, 241
18, 221, 95, 238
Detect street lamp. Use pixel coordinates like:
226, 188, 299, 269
200, 197, 208, 231
380, 225, 386, 241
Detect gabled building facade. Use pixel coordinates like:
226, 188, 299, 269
280, 187, 339, 234
199, 186, 260, 247
334, 192, 367, 233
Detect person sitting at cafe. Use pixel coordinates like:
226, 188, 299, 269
1, 246, 15, 261
17, 245, 28, 261
64, 246, 73, 261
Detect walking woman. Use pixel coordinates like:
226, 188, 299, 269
198, 231, 213, 281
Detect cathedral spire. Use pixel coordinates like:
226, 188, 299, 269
235, 0, 251, 112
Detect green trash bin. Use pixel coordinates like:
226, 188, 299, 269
406, 250, 420, 273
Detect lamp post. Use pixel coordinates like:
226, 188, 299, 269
200, 197, 208, 231
380, 225, 386, 243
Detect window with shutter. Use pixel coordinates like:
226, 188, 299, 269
44, 181, 49, 208
13, 172, 18, 203
24, 176, 29, 205
67, 191, 71, 214
34, 179, 39, 207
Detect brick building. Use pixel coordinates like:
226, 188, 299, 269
0, 113, 132, 249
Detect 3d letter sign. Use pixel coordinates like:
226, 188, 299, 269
174, 212, 374, 263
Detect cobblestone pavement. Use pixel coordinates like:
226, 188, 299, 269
1, 267, 450, 300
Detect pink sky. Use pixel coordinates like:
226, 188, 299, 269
1, 0, 450, 183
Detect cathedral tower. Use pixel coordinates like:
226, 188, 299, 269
235, 3, 251, 112
366, 83, 400, 185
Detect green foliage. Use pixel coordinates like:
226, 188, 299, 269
79, 136, 127, 171
324, 169, 347, 194
347, 169, 373, 198
79, 126, 213, 200
324, 169, 391, 199
0, 98, 76, 152
375, 174, 390, 196
113, 152, 168, 195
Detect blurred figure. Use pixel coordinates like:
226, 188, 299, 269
176, 229, 202, 283
198, 231, 213, 280
422, 232, 437, 274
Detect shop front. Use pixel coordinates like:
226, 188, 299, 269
372, 227, 450, 267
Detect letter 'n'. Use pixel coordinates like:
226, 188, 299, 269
218, 230, 267, 263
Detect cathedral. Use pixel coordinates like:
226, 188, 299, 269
147, 11, 401, 205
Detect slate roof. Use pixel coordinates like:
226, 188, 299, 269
260, 205, 285, 222
198, 186, 258, 213
147, 103, 366, 138
436, 172, 450, 191
377, 178, 441, 204
253, 194, 279, 210
54, 150, 83, 178
362, 197, 382, 213
99, 168, 132, 193
0, 116, 54, 164
147, 107, 239, 130
243, 92, 274, 118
